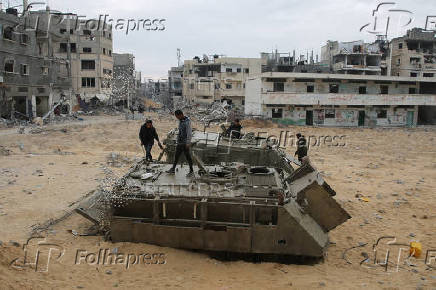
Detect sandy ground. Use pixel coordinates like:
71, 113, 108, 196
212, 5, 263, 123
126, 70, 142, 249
0, 114, 435, 290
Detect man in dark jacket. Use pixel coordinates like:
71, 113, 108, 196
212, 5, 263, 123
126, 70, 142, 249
166, 110, 194, 177
139, 120, 163, 161
294, 133, 308, 163
225, 119, 242, 139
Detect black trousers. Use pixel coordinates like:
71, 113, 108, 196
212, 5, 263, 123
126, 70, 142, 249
173, 144, 193, 171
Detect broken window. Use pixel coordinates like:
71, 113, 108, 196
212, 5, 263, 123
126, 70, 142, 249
4, 60, 14, 73
409, 87, 416, 94
60, 28, 66, 34
273, 82, 284, 92
423, 73, 434, 77
410, 72, 418, 77
41, 67, 49, 75
407, 41, 419, 51
82, 77, 96, 87
424, 55, 436, 64
83, 29, 92, 35
83, 47, 92, 53
226, 83, 232, 89
272, 108, 283, 118
81, 60, 95, 70
377, 110, 387, 118
103, 48, 106, 54
3, 26, 14, 41
236, 68, 241, 73
398, 43, 403, 49
325, 109, 335, 119
226, 68, 232, 73
307, 85, 314, 93
71, 43, 77, 53
380, 85, 389, 94
20, 64, 29, 75
410, 57, 421, 64
329, 84, 339, 93
359, 86, 367, 94
20, 34, 29, 45
244, 68, 249, 73
60, 43, 67, 53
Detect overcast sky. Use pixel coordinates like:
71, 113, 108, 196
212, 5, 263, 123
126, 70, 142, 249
36, 0, 436, 79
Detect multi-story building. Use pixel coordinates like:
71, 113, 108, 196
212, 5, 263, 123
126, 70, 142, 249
112, 53, 135, 107
54, 16, 113, 103
245, 72, 436, 127
260, 50, 329, 73
0, 8, 71, 119
389, 28, 436, 79
168, 66, 183, 98
182, 56, 265, 106
321, 40, 387, 75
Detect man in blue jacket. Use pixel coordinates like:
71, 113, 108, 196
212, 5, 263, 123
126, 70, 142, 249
166, 110, 194, 177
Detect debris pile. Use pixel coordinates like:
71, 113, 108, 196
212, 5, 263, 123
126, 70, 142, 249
106, 152, 132, 168
0, 146, 11, 156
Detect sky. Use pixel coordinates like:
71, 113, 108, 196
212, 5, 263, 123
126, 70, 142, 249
5, 0, 435, 79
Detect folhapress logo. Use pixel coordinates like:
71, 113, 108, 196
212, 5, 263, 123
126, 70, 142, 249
10, 237, 64, 272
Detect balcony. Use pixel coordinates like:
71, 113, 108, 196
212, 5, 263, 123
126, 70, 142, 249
333, 62, 381, 71
261, 91, 436, 106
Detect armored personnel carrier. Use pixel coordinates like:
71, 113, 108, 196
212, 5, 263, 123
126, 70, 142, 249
77, 130, 350, 257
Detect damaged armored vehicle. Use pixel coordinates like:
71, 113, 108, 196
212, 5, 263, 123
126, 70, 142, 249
77, 130, 350, 257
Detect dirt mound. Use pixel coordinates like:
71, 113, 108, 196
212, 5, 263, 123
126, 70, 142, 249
242, 119, 276, 128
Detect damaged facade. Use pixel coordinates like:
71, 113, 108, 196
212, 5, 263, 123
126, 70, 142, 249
389, 28, 436, 79
112, 53, 135, 107
245, 72, 436, 127
55, 17, 113, 105
168, 66, 183, 97
183, 56, 265, 107
388, 29, 436, 124
321, 39, 387, 75
0, 9, 71, 120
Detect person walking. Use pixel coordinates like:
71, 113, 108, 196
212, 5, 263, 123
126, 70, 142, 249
139, 120, 163, 162
166, 110, 194, 177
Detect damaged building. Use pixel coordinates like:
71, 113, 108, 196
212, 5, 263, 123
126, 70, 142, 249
168, 66, 183, 98
54, 16, 113, 105
388, 28, 436, 124
0, 8, 71, 120
261, 50, 330, 74
245, 72, 436, 127
112, 53, 136, 107
183, 55, 265, 107
321, 39, 388, 75
389, 28, 436, 78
